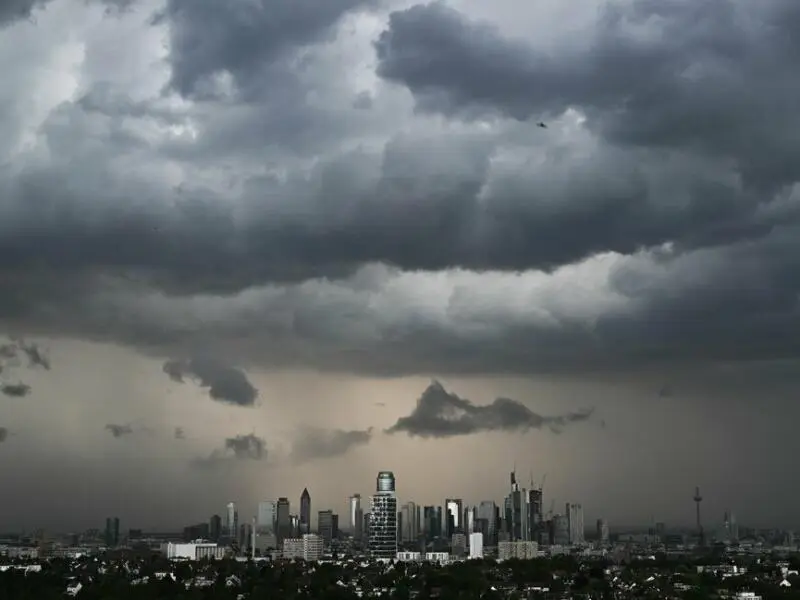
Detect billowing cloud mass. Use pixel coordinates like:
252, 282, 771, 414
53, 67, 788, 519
0, 0, 799, 378
163, 358, 258, 406
105, 423, 133, 438
1, 382, 31, 398
290, 427, 373, 463
387, 381, 593, 438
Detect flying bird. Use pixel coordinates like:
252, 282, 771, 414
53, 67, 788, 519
537, 122, 547, 128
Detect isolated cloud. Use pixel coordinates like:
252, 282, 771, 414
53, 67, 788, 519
195, 433, 267, 467
290, 427, 373, 463
163, 358, 258, 406
1, 383, 31, 398
386, 381, 594, 438
105, 423, 133, 438
224, 433, 266, 460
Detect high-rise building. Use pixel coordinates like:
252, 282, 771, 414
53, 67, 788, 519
477, 501, 497, 546
596, 518, 609, 544
506, 471, 524, 541
469, 532, 484, 559
300, 488, 311, 534
400, 502, 418, 542
566, 503, 584, 545
226, 502, 238, 539
369, 471, 397, 559
276, 497, 291, 542
348, 494, 362, 537
209, 515, 222, 541
104, 517, 120, 547
445, 498, 463, 536
422, 506, 441, 542
257, 501, 276, 533
318, 510, 335, 545
528, 488, 543, 542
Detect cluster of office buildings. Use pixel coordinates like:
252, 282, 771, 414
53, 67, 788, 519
174, 469, 595, 561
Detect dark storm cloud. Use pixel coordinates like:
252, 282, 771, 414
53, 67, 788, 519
0, 0, 49, 26
194, 433, 267, 467
158, 0, 376, 99
1, 382, 31, 398
105, 423, 133, 438
224, 433, 266, 460
290, 427, 373, 463
163, 357, 258, 406
386, 381, 594, 438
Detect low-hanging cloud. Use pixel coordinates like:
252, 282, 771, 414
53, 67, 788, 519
1, 382, 31, 398
194, 433, 267, 468
163, 357, 258, 406
105, 423, 133, 438
386, 381, 594, 438
290, 427, 373, 463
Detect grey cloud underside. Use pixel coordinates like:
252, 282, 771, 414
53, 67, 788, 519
159, 0, 376, 99
105, 423, 133, 438
2, 0, 800, 377
386, 381, 594, 438
163, 357, 258, 406
290, 427, 373, 463
1, 382, 31, 398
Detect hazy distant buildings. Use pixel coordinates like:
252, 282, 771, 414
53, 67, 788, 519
369, 471, 398, 559
597, 518, 610, 544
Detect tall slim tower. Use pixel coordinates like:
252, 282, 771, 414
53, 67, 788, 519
693, 486, 704, 546
300, 488, 311, 534
369, 471, 397, 559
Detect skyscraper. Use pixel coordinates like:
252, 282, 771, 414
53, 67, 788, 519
444, 498, 463, 536
528, 488, 543, 542
226, 502, 238, 539
318, 510, 335, 545
276, 497, 291, 543
300, 488, 311, 534
348, 494, 362, 536
369, 471, 397, 559
257, 501, 276, 533
566, 503, 584, 545
400, 502, 418, 542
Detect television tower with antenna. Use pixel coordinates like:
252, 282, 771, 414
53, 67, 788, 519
693, 486, 704, 546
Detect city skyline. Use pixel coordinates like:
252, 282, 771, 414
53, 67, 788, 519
2, 0, 800, 534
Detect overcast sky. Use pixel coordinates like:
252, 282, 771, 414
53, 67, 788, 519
1, 0, 800, 533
